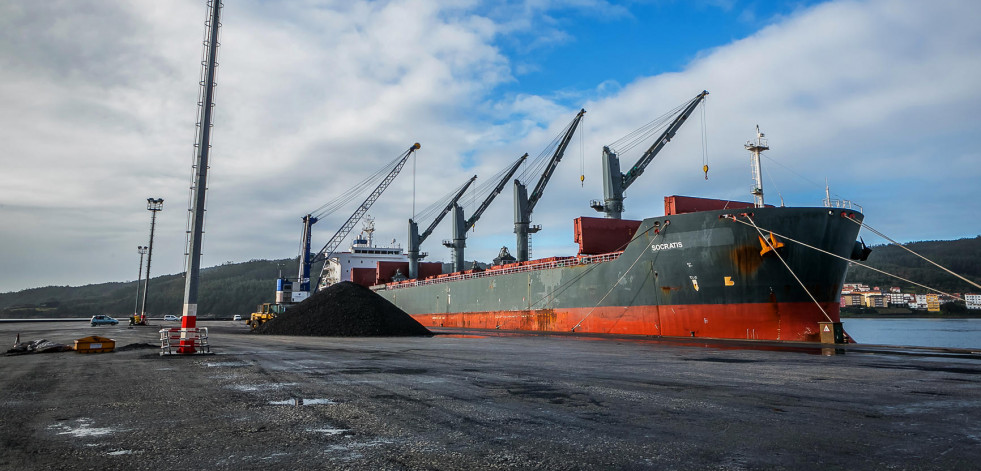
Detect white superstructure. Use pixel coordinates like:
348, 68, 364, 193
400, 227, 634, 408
323, 221, 409, 285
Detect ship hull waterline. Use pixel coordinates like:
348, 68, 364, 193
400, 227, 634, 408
374, 207, 864, 343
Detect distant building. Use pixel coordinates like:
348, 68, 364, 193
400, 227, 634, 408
840, 293, 864, 307
966, 294, 981, 310
911, 294, 928, 310
914, 294, 941, 312
864, 294, 888, 308
886, 292, 907, 306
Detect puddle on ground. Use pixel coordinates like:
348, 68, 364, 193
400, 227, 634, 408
325, 438, 395, 460
228, 382, 297, 392
48, 418, 123, 438
108, 450, 142, 456
307, 427, 349, 436
269, 398, 336, 406
202, 360, 251, 368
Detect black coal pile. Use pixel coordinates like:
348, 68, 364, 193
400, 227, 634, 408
253, 281, 432, 337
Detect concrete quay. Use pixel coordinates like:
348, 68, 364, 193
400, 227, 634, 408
1, 321, 979, 470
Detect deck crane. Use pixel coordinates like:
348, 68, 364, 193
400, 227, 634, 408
407, 175, 478, 279
590, 90, 708, 219
513, 108, 586, 262
444, 153, 528, 272
309, 143, 421, 291
293, 213, 317, 302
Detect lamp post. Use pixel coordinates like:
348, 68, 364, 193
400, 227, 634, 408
133, 246, 147, 317
140, 198, 164, 321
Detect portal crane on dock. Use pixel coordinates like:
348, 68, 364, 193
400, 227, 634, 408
444, 153, 528, 272
310, 143, 421, 291
514, 109, 586, 261
407, 175, 477, 279
590, 90, 708, 219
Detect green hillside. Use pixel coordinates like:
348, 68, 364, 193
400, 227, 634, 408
845, 236, 981, 294
0, 259, 293, 319
2, 235, 978, 320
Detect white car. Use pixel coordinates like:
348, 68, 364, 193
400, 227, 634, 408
163, 315, 179, 321
232, 315, 242, 321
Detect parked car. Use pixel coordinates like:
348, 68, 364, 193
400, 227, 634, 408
232, 315, 242, 321
90, 315, 118, 326
163, 315, 179, 321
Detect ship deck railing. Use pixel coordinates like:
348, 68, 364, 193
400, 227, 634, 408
379, 251, 623, 291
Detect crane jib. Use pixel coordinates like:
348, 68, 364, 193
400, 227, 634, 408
465, 153, 527, 231
527, 109, 586, 212
419, 175, 477, 243
314, 143, 420, 285
620, 91, 708, 191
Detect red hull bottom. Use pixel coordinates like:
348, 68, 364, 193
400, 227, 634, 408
413, 302, 842, 343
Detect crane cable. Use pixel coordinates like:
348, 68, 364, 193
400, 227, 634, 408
414, 178, 475, 228
727, 217, 968, 301
309, 152, 405, 220
606, 100, 687, 155
701, 100, 709, 180
517, 118, 574, 185
845, 219, 981, 291
579, 113, 586, 187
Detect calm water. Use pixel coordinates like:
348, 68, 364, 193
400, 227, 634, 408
843, 318, 981, 349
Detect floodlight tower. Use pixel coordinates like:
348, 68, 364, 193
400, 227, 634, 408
140, 198, 164, 320
133, 246, 147, 317
178, 0, 222, 354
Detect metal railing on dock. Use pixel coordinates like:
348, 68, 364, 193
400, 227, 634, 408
159, 327, 210, 355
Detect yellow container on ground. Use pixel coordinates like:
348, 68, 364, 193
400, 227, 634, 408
74, 336, 116, 353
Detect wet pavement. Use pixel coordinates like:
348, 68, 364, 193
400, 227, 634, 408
1, 321, 979, 470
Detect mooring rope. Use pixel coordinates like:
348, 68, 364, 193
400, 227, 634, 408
728, 217, 965, 301
846, 218, 981, 291
570, 222, 669, 332
744, 216, 834, 323
530, 221, 662, 310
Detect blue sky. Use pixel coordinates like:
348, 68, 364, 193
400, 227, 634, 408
0, 0, 978, 293
495, 1, 813, 98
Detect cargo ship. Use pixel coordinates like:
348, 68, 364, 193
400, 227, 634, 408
371, 127, 868, 343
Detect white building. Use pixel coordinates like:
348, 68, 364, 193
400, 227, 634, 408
910, 294, 929, 310
886, 292, 907, 306
966, 294, 981, 310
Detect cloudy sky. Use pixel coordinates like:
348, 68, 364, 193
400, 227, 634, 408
1, 0, 979, 293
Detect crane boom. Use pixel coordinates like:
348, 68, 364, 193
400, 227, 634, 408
465, 153, 527, 231
408, 175, 476, 279
439, 153, 529, 273
315, 143, 420, 287
419, 175, 477, 242
528, 109, 586, 212
592, 90, 707, 219
621, 91, 708, 190
514, 109, 586, 261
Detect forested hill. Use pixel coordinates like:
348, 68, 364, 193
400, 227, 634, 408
845, 236, 981, 294
0, 259, 293, 319
2, 235, 979, 319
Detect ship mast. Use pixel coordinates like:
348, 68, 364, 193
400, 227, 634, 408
745, 125, 769, 208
